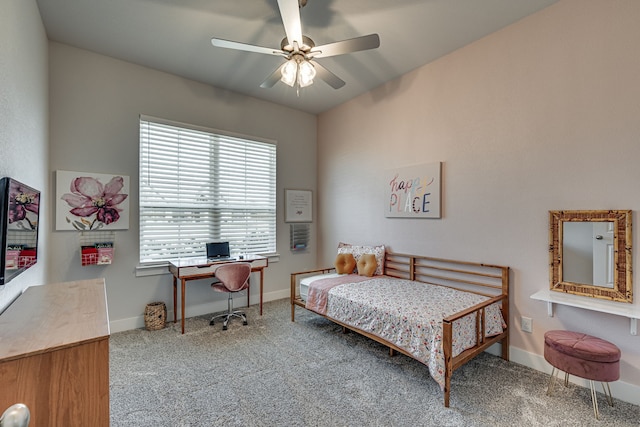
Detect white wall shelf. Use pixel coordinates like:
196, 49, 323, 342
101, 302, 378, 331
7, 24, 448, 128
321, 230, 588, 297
531, 289, 640, 335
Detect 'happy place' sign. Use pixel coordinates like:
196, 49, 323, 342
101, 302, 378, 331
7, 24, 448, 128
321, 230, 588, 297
384, 162, 441, 218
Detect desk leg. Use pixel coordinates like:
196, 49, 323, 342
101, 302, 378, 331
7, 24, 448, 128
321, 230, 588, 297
259, 268, 264, 316
181, 278, 186, 334
172, 276, 177, 323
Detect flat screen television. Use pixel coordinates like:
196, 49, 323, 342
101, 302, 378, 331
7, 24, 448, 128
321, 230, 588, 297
0, 177, 41, 286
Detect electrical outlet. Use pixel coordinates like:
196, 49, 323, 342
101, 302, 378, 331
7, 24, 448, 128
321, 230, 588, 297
521, 316, 533, 333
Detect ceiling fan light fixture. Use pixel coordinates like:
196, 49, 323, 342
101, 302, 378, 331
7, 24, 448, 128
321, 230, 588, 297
281, 59, 298, 87
211, 0, 379, 91
281, 56, 316, 88
297, 60, 316, 88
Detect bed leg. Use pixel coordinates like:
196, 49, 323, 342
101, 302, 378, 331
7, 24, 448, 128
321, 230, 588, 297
342, 326, 348, 334
389, 348, 396, 357
444, 363, 452, 407
443, 320, 453, 408
290, 274, 296, 322
501, 334, 509, 361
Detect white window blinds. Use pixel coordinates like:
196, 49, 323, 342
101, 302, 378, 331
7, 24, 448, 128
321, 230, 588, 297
139, 116, 277, 263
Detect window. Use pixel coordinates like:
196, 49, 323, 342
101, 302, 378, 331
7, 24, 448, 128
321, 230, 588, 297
139, 116, 276, 264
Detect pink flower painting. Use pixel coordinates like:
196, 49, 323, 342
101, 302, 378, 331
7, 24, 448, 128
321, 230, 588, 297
57, 171, 130, 230
8, 180, 40, 230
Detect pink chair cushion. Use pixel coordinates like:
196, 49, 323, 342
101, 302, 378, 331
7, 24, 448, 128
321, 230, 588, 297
544, 330, 620, 382
211, 283, 231, 293
211, 262, 251, 293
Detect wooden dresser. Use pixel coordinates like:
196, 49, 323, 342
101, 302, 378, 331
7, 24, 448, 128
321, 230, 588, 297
0, 279, 110, 426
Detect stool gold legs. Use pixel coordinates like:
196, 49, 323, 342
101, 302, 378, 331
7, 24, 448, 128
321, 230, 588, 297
589, 380, 615, 420
595, 381, 615, 413
602, 382, 614, 406
547, 368, 615, 420
546, 367, 565, 396
546, 367, 557, 395
589, 380, 601, 420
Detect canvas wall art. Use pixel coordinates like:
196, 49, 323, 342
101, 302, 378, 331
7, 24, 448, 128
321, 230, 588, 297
56, 170, 130, 231
384, 162, 442, 218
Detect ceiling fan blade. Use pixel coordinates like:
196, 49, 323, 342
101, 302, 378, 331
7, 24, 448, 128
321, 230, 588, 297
211, 38, 284, 56
277, 0, 303, 47
311, 61, 345, 89
260, 65, 284, 89
311, 34, 380, 58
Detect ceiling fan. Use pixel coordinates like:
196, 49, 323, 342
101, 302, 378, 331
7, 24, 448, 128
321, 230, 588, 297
210, 0, 380, 90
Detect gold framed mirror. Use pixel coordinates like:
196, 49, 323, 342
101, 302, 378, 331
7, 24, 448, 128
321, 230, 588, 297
549, 210, 632, 303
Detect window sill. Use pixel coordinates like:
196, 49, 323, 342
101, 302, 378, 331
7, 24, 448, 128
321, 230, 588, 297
135, 253, 280, 277
135, 263, 170, 277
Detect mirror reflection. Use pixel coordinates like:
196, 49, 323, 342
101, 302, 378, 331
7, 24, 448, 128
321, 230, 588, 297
0, 177, 41, 286
562, 221, 614, 288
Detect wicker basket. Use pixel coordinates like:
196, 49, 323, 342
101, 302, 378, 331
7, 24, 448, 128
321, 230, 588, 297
144, 302, 166, 331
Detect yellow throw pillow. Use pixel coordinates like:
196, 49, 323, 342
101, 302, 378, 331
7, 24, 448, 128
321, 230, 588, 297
337, 243, 385, 275
335, 253, 356, 274
357, 253, 377, 277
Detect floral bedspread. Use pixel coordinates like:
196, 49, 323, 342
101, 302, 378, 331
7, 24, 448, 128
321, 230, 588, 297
324, 276, 505, 389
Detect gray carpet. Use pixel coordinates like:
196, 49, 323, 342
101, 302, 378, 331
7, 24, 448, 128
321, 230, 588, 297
110, 298, 640, 426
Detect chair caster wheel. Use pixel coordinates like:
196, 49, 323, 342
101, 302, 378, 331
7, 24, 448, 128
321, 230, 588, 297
209, 320, 214, 326
243, 321, 248, 326
223, 325, 228, 330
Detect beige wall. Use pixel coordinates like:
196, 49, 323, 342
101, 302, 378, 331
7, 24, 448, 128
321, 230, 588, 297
317, 0, 640, 401
0, 0, 49, 310
48, 42, 318, 330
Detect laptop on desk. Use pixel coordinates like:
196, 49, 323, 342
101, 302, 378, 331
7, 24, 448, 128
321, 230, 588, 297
206, 241, 234, 261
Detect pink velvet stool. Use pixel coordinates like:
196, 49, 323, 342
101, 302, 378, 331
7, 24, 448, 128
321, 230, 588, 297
544, 330, 621, 420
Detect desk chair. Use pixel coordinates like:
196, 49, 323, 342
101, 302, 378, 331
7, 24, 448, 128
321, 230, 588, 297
209, 262, 251, 330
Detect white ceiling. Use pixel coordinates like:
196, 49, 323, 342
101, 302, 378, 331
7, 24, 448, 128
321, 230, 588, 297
36, 0, 558, 115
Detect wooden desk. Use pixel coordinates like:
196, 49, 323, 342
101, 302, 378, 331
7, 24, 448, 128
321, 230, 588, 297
0, 279, 110, 426
168, 255, 268, 334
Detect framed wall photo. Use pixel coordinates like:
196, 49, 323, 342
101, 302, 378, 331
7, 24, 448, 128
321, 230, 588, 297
285, 189, 312, 223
